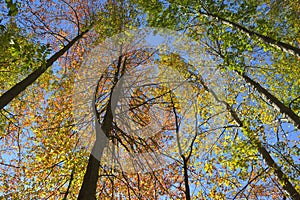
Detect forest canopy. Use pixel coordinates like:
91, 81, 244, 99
0, 0, 299, 199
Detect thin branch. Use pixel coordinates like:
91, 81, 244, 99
62, 166, 75, 200
233, 167, 269, 199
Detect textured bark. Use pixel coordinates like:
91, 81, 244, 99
0, 29, 89, 109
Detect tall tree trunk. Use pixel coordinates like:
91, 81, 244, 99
78, 92, 114, 200
0, 29, 89, 109
77, 139, 107, 199
239, 72, 300, 129
182, 156, 191, 200
255, 139, 300, 200
215, 48, 300, 129
78, 55, 125, 199
198, 10, 300, 57
172, 98, 191, 200
192, 71, 300, 200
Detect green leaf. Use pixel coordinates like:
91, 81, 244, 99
5, 0, 19, 16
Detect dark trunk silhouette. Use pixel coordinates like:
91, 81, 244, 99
78, 55, 125, 199
182, 156, 191, 200
0, 29, 89, 109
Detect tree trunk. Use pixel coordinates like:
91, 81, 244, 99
189, 70, 300, 199
211, 43, 300, 129
182, 157, 191, 200
77, 104, 113, 199
199, 10, 300, 57
0, 29, 89, 109
256, 140, 300, 200
77, 145, 105, 200
239, 72, 300, 129
78, 55, 125, 199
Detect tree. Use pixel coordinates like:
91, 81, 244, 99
135, 0, 300, 198
1, 0, 300, 199
1, 0, 100, 198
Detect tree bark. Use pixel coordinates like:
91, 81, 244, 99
0, 29, 89, 109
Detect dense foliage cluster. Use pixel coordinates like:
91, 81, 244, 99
0, 0, 299, 199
